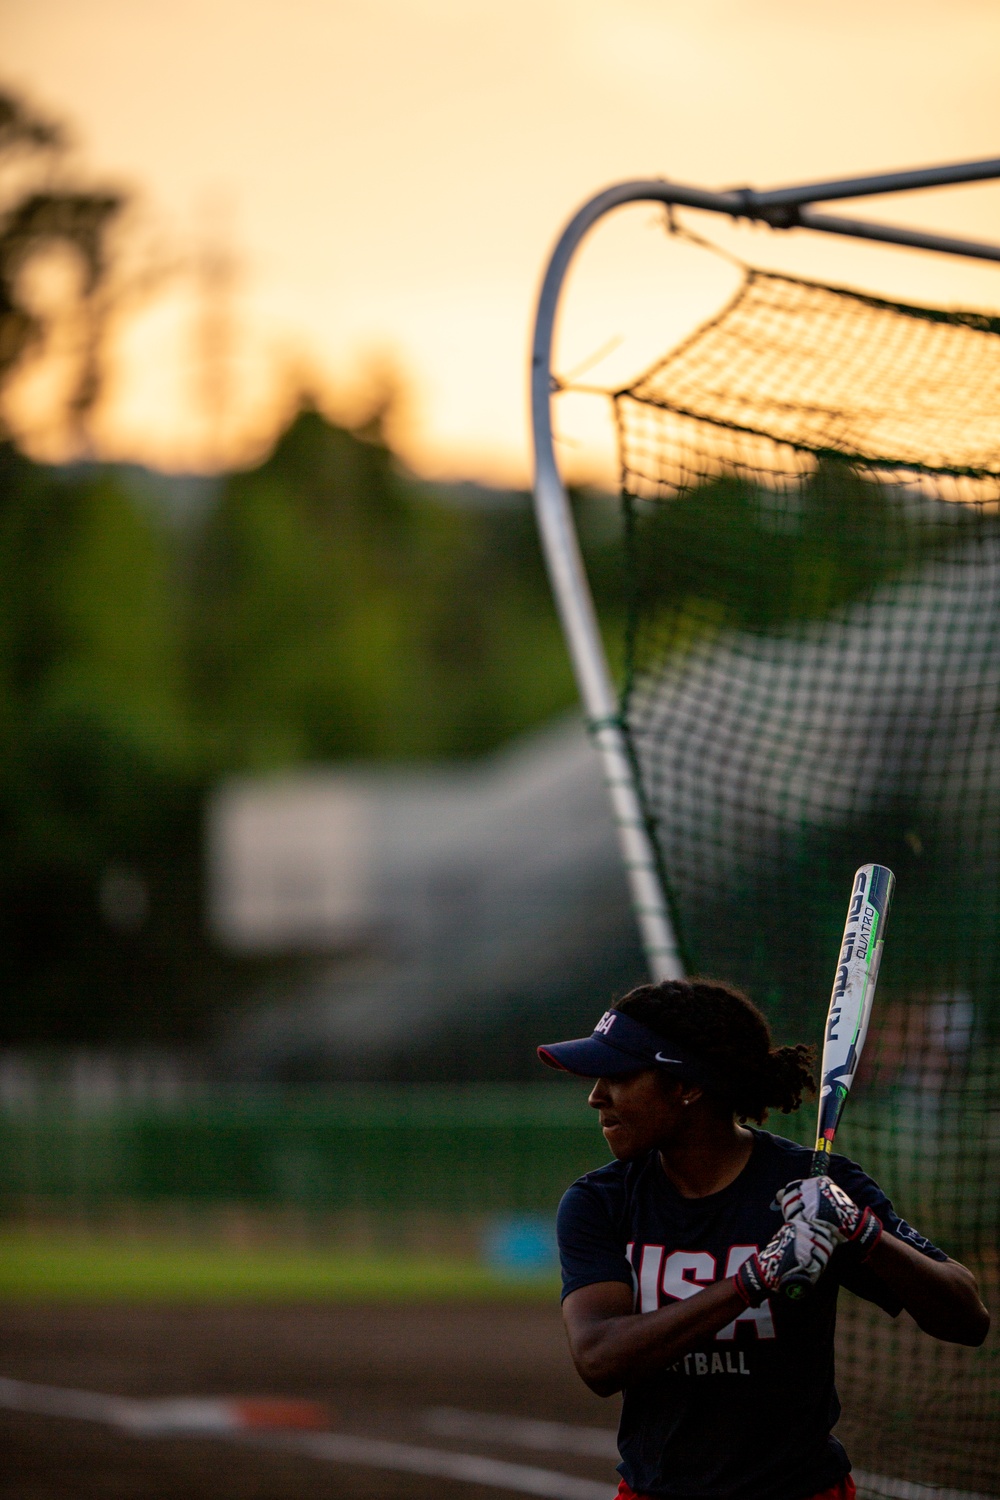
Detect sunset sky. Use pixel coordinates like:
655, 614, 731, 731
5, 0, 1000, 484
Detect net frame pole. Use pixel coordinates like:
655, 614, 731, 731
530, 158, 1000, 983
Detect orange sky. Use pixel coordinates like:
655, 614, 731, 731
5, 0, 1000, 485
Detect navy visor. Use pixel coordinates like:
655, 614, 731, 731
537, 1010, 712, 1084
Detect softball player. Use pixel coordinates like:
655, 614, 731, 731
538, 978, 989, 1500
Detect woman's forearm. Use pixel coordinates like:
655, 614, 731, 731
864, 1237, 990, 1346
567, 1280, 748, 1394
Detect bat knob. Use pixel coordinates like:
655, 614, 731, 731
782, 1274, 811, 1301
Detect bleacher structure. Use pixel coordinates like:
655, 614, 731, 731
530, 160, 1000, 1497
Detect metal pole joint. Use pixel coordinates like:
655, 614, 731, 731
730, 189, 803, 230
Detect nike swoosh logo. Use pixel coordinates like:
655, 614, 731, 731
655, 1053, 682, 1064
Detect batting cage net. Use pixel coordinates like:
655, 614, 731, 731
606, 267, 1000, 1496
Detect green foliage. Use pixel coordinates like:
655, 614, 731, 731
0, 404, 622, 1043
628, 458, 973, 641
185, 406, 596, 767
0, 444, 210, 1041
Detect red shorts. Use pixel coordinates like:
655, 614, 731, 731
615, 1476, 856, 1500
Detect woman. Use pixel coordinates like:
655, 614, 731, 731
537, 978, 989, 1500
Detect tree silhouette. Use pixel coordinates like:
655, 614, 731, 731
0, 87, 123, 447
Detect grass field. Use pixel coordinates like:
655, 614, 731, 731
0, 1230, 560, 1303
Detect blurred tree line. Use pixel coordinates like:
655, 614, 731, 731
0, 413, 623, 1044
0, 84, 625, 1044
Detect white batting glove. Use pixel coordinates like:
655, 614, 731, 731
777, 1175, 883, 1260
733, 1218, 839, 1306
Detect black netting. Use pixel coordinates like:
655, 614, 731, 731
609, 267, 1000, 1496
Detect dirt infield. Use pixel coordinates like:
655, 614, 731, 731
0, 1303, 610, 1499
0, 1301, 996, 1499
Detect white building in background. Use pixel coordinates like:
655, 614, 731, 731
209, 777, 377, 955
206, 716, 644, 1078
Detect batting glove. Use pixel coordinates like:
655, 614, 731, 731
777, 1176, 883, 1260
733, 1218, 838, 1307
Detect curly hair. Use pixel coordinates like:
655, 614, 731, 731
613, 978, 815, 1123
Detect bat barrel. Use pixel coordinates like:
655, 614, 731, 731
812, 863, 895, 1158
782, 863, 895, 1300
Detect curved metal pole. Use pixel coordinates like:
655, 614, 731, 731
530, 183, 690, 982
530, 166, 1000, 983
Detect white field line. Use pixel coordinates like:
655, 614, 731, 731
0, 1376, 141, 1427
0, 1377, 612, 1500
263, 1432, 613, 1500
0, 1377, 320, 1436
421, 1408, 999, 1500
425, 1408, 619, 1459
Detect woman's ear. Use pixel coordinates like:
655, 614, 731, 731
656, 1075, 703, 1108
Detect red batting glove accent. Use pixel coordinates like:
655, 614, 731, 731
846, 1204, 883, 1260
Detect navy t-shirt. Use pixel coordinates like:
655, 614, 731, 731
557, 1129, 947, 1500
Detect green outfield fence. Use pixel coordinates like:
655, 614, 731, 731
0, 1080, 995, 1255
0, 1084, 603, 1217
